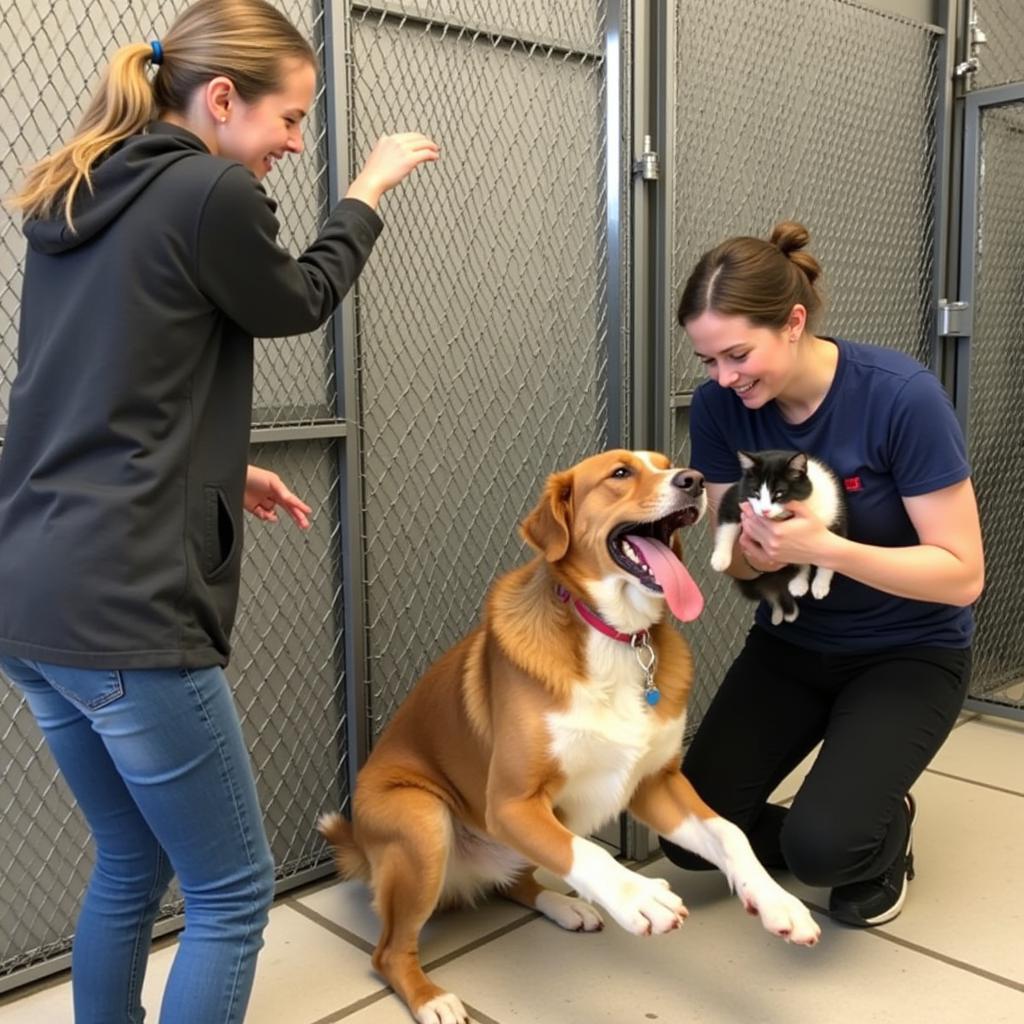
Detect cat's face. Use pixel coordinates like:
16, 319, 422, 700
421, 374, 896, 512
685, 310, 802, 408
737, 450, 812, 520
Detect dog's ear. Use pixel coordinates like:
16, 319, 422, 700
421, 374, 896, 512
521, 470, 573, 562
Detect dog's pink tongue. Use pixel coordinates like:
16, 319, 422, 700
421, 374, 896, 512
626, 535, 704, 622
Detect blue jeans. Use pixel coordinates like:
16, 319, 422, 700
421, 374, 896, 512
0, 658, 275, 1024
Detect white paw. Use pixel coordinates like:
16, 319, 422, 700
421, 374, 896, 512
811, 576, 831, 600
601, 872, 689, 936
770, 605, 784, 626
536, 890, 604, 932
710, 550, 731, 572
788, 575, 809, 597
740, 883, 821, 947
783, 605, 799, 623
415, 991, 469, 1024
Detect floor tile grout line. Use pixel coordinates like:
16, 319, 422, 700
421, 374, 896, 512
286, 899, 376, 955
288, 896, 539, 1023
923, 767, 1024, 799
421, 911, 541, 973
799, 900, 1024, 994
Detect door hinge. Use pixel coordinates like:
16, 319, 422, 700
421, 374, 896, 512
938, 300, 970, 337
634, 134, 659, 181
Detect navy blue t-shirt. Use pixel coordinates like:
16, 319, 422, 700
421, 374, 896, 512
690, 337, 973, 651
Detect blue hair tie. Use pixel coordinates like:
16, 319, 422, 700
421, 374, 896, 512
150, 40, 164, 66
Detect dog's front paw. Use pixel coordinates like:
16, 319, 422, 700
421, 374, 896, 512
602, 873, 689, 936
740, 883, 820, 946
536, 890, 604, 932
415, 991, 469, 1024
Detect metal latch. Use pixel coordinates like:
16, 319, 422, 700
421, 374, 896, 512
938, 300, 970, 337
955, 9, 987, 78
634, 134, 659, 181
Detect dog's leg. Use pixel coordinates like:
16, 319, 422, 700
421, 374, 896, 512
502, 868, 604, 932
488, 796, 687, 936
630, 768, 820, 946
357, 787, 468, 1024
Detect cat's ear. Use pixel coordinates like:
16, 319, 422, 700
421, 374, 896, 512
737, 450, 756, 471
787, 452, 808, 475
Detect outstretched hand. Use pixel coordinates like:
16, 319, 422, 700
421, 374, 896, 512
244, 465, 312, 529
345, 133, 440, 209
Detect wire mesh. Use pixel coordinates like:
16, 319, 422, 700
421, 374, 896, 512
0, 0, 348, 985
966, 102, 1024, 708
969, 0, 1024, 91
667, 0, 940, 724
345, 3, 617, 734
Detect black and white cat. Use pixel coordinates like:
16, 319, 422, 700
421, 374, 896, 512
710, 449, 847, 625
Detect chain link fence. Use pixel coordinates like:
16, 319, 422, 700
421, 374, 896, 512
0, 0, 628, 988
966, 101, 1024, 708
346, 2, 620, 734
969, 0, 1024, 91
0, 0, 352, 987
667, 0, 940, 729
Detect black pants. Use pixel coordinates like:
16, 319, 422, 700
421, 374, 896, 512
661, 626, 971, 887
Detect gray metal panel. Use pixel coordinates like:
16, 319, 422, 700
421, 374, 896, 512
347, 10, 611, 732
964, 101, 1024, 703
971, 0, 1024, 91
670, 0, 939, 398
252, 0, 335, 426
235, 439, 349, 871
667, 0, 940, 724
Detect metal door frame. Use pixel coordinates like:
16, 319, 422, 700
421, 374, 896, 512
953, 78, 1024, 722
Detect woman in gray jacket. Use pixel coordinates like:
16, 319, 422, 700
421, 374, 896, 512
0, 2, 437, 1020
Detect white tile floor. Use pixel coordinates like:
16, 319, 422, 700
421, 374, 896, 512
2, 712, 1022, 1024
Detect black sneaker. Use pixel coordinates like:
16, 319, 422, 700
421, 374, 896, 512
828, 794, 916, 927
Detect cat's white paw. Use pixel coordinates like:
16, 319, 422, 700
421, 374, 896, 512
783, 606, 799, 623
811, 574, 832, 600
770, 604, 784, 626
788, 575, 810, 597
710, 550, 731, 572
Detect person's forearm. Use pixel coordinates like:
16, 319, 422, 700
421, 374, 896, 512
821, 535, 982, 606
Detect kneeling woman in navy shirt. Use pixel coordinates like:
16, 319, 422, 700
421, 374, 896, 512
661, 221, 984, 927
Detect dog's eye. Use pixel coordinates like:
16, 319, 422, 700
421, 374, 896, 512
611, 466, 631, 479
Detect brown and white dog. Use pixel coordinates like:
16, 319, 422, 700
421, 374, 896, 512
319, 450, 820, 1024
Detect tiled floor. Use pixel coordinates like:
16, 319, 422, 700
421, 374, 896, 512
2, 711, 1022, 1024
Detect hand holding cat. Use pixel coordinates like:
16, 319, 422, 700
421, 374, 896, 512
740, 500, 842, 568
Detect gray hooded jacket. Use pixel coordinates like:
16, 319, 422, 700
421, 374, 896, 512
0, 123, 382, 668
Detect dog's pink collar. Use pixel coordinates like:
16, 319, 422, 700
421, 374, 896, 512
556, 585, 648, 646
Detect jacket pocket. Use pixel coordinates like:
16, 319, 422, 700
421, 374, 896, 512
202, 485, 238, 580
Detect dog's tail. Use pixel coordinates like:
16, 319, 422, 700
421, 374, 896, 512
317, 811, 370, 881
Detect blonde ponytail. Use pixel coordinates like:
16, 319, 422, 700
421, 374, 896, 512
11, 0, 316, 232
12, 43, 157, 229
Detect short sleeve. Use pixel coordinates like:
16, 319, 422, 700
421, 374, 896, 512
888, 371, 971, 497
689, 384, 741, 483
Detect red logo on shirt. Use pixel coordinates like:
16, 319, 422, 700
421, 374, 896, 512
844, 476, 863, 492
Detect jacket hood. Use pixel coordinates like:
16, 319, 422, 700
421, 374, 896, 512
24, 122, 211, 254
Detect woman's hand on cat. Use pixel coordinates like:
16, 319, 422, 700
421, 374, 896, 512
740, 500, 840, 567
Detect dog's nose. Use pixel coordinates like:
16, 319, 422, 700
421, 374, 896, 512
672, 469, 704, 496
